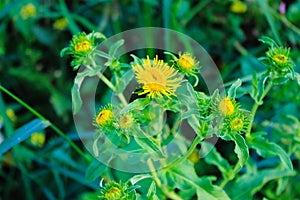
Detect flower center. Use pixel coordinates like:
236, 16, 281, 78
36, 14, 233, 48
145, 83, 165, 91
147, 68, 166, 85
74, 41, 91, 52
273, 54, 287, 64
218, 97, 234, 116
230, 117, 244, 131
96, 109, 113, 126
104, 187, 122, 199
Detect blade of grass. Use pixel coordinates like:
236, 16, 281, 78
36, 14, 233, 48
258, 0, 282, 45
0, 85, 92, 162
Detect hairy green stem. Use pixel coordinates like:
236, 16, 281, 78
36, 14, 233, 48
147, 159, 183, 200
219, 162, 241, 188
90, 60, 128, 107
0, 85, 91, 162
163, 135, 201, 170
246, 81, 273, 135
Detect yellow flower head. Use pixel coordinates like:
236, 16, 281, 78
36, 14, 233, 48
229, 117, 244, 131
104, 187, 122, 199
20, 3, 36, 19
188, 150, 199, 163
218, 97, 235, 117
99, 181, 133, 200
132, 55, 182, 99
30, 132, 46, 147
119, 113, 134, 129
178, 53, 196, 71
230, 0, 247, 14
74, 41, 91, 52
6, 109, 16, 122
53, 18, 68, 31
96, 108, 114, 127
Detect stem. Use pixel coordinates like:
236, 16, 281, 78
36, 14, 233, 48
0, 85, 91, 162
219, 162, 240, 188
90, 60, 128, 107
246, 81, 273, 135
163, 135, 201, 170
219, 81, 273, 188
96, 72, 128, 106
147, 159, 182, 200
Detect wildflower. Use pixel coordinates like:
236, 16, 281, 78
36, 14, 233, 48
95, 107, 114, 128
53, 18, 68, 30
99, 181, 136, 200
279, 2, 286, 15
119, 113, 134, 129
188, 150, 199, 163
230, 0, 247, 14
177, 52, 199, 76
30, 132, 46, 147
20, 3, 36, 19
259, 36, 295, 80
6, 109, 16, 122
229, 117, 244, 131
218, 97, 235, 117
132, 55, 182, 99
266, 46, 294, 74
60, 32, 105, 70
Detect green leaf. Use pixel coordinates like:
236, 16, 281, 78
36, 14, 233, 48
120, 98, 151, 114
256, 72, 269, 105
109, 39, 125, 57
134, 127, 165, 158
176, 81, 201, 136
250, 71, 258, 102
247, 132, 293, 170
146, 181, 159, 200
72, 69, 101, 114
202, 142, 231, 179
221, 132, 249, 169
85, 159, 107, 182
232, 133, 249, 168
113, 69, 135, 93
129, 174, 152, 185
227, 168, 295, 200
227, 79, 242, 98
295, 72, 300, 85
258, 36, 279, 48
0, 119, 49, 155
165, 160, 230, 200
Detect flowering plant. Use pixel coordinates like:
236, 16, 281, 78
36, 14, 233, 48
61, 31, 298, 199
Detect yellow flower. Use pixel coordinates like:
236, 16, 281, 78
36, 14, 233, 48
218, 97, 235, 117
132, 55, 182, 99
30, 132, 46, 147
74, 41, 91, 52
188, 150, 199, 163
20, 3, 36, 19
230, 1, 247, 14
53, 18, 68, 30
178, 53, 196, 71
104, 187, 122, 199
229, 117, 244, 131
96, 109, 114, 127
119, 113, 134, 129
6, 109, 16, 122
